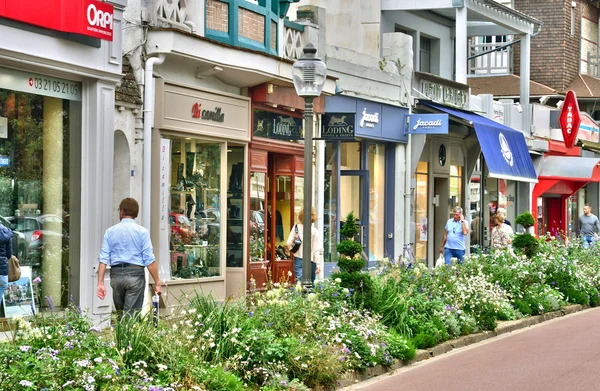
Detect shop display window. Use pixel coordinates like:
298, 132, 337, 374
0, 88, 78, 309
414, 161, 428, 262
250, 172, 266, 263
368, 143, 385, 261
167, 138, 222, 279
226, 147, 244, 267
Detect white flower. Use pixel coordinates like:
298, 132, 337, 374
94, 357, 103, 363
157, 364, 168, 371
19, 345, 31, 352
19, 380, 33, 387
335, 278, 342, 283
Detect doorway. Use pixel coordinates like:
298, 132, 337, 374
340, 170, 369, 262
433, 177, 450, 254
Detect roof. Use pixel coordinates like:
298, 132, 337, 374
539, 156, 600, 182
564, 74, 600, 98
115, 57, 142, 105
467, 75, 557, 97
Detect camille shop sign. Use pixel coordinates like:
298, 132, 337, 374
253, 109, 303, 140
407, 114, 449, 135
192, 102, 225, 123
321, 113, 356, 140
0, 0, 115, 41
415, 72, 469, 110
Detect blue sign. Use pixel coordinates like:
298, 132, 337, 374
0, 156, 10, 167
408, 113, 449, 134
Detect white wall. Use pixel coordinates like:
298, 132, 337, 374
381, 10, 454, 80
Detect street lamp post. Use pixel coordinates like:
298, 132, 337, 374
292, 43, 327, 291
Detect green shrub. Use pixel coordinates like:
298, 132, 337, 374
512, 233, 539, 258
515, 212, 535, 229
337, 255, 366, 273
190, 366, 245, 391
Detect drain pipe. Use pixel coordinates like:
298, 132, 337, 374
142, 54, 166, 229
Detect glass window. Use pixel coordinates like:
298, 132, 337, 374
420, 36, 431, 73
167, 137, 222, 279
0, 88, 77, 308
250, 172, 266, 262
270, 175, 292, 260
368, 143, 385, 261
226, 147, 244, 267
341, 142, 361, 170
449, 165, 462, 215
414, 161, 428, 262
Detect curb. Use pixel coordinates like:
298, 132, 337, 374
330, 304, 587, 391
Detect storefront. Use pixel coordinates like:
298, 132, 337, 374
0, 0, 125, 321
323, 95, 408, 272
151, 80, 251, 303
414, 99, 537, 264
246, 84, 324, 288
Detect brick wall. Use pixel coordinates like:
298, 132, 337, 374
514, 0, 580, 92
206, 0, 228, 33
238, 7, 265, 43
271, 21, 277, 50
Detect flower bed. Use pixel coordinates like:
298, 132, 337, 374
2, 237, 600, 390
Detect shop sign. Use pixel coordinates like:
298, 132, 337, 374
577, 112, 599, 143
0, 67, 82, 102
359, 108, 379, 128
0, 156, 9, 167
253, 110, 302, 140
321, 113, 355, 140
421, 81, 469, 109
0, 0, 115, 41
407, 114, 448, 135
493, 101, 505, 124
559, 90, 581, 149
191, 103, 225, 123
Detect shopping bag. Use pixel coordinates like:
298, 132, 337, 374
435, 253, 445, 268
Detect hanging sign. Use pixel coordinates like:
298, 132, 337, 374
559, 90, 581, 149
321, 113, 355, 140
407, 113, 449, 135
253, 110, 303, 140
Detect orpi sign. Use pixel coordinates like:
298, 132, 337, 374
559, 90, 581, 149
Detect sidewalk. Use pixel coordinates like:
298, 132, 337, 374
333, 304, 587, 391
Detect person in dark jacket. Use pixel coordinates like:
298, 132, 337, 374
0, 223, 13, 301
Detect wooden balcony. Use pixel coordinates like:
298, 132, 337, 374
468, 39, 512, 75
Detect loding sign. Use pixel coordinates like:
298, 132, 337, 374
321, 113, 355, 140
253, 109, 303, 140
0, 0, 114, 41
559, 90, 581, 149
407, 113, 449, 135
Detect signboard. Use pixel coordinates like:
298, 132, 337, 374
407, 113, 449, 134
253, 109, 303, 140
321, 113, 355, 140
0, 0, 114, 41
0, 67, 82, 101
559, 90, 581, 149
0, 156, 10, 167
192, 102, 225, 123
3, 266, 35, 318
577, 112, 599, 143
493, 101, 505, 124
414, 72, 470, 110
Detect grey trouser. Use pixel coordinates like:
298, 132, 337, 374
110, 264, 145, 318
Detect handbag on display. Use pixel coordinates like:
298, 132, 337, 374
8, 255, 21, 282
290, 224, 302, 253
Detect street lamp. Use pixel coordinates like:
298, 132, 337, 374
292, 43, 327, 291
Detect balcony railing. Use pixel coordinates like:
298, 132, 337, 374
468, 40, 512, 75
282, 19, 304, 60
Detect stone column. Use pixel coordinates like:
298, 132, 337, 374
42, 96, 63, 306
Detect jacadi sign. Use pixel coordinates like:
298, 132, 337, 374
407, 114, 449, 135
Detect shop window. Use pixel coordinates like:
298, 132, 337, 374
250, 172, 266, 263
341, 142, 361, 170
226, 147, 244, 267
368, 143, 385, 261
414, 161, 429, 262
449, 165, 463, 213
0, 88, 78, 309
167, 138, 222, 279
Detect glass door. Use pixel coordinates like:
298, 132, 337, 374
340, 171, 369, 262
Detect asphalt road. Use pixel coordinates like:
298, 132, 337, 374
354, 307, 600, 391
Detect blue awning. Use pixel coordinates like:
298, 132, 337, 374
419, 101, 538, 183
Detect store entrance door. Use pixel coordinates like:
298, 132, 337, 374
545, 197, 563, 237
339, 171, 369, 262
434, 177, 450, 256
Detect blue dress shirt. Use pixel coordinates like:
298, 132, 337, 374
99, 218, 155, 267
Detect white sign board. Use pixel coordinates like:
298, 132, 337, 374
0, 66, 82, 101
158, 139, 172, 281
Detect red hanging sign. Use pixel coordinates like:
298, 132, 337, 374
0, 0, 114, 41
559, 90, 581, 149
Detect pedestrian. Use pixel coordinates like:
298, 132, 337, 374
579, 203, 600, 249
0, 223, 12, 302
439, 206, 470, 265
491, 211, 513, 249
97, 198, 161, 319
496, 207, 512, 227
287, 207, 323, 283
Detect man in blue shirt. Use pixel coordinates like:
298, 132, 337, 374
97, 198, 161, 318
439, 206, 470, 265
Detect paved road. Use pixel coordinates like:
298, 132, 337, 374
354, 307, 600, 391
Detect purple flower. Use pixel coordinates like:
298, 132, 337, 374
33, 277, 41, 283
410, 306, 414, 311
551, 281, 556, 286
45, 296, 54, 311
248, 311, 253, 317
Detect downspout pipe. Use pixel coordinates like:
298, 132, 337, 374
143, 55, 166, 230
